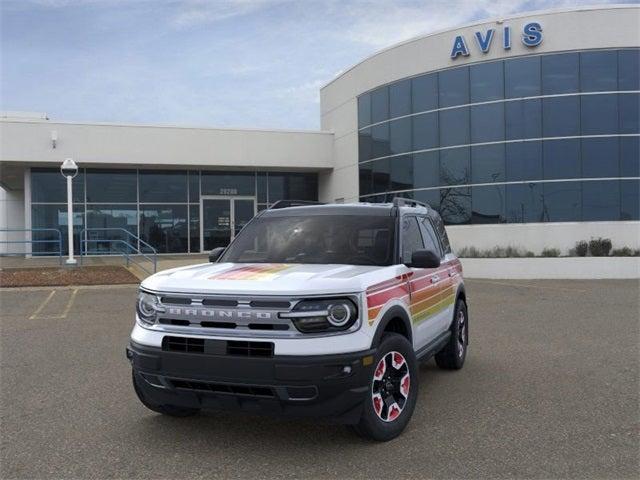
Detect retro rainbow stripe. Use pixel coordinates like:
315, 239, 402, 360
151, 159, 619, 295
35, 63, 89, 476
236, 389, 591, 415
366, 260, 462, 326
209, 264, 292, 281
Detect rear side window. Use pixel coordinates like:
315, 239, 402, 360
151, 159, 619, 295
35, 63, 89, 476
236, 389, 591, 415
419, 217, 443, 258
431, 214, 452, 254
401, 216, 425, 264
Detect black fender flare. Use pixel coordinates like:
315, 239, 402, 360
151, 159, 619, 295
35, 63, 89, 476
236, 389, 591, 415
370, 305, 413, 348
452, 283, 469, 342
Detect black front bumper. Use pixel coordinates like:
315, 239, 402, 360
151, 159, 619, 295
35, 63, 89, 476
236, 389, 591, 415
127, 341, 376, 424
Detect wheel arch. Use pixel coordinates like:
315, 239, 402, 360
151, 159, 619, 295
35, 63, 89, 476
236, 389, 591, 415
371, 305, 413, 348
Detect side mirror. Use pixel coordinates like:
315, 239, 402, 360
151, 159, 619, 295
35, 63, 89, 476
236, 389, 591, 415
209, 247, 226, 263
407, 249, 440, 269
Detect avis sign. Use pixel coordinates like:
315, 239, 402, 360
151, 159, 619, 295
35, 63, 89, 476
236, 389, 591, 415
450, 22, 543, 59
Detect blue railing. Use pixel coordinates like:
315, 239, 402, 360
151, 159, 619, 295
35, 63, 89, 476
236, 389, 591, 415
79, 228, 157, 274
0, 228, 63, 264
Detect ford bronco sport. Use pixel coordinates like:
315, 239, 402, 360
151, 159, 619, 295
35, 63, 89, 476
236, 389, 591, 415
128, 198, 468, 441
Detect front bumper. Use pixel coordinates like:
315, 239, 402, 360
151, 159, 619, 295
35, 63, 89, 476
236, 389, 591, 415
128, 341, 376, 424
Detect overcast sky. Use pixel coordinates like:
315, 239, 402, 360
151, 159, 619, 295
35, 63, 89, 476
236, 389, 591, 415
1, 0, 636, 130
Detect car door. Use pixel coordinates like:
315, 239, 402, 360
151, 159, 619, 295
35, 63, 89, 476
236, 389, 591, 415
400, 215, 441, 350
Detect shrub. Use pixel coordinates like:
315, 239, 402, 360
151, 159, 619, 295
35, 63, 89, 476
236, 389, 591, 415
610, 247, 640, 257
589, 237, 612, 257
541, 248, 561, 257
574, 241, 589, 257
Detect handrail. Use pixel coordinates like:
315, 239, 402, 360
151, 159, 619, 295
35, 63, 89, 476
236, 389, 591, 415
79, 228, 157, 274
0, 228, 63, 264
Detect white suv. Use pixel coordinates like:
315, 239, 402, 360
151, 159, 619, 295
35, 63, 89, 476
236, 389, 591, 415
127, 198, 468, 441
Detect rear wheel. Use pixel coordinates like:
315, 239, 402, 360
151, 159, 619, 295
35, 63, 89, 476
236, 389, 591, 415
132, 370, 200, 417
352, 333, 418, 441
435, 299, 468, 370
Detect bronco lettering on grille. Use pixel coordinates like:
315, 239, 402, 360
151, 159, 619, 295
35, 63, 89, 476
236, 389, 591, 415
166, 307, 274, 320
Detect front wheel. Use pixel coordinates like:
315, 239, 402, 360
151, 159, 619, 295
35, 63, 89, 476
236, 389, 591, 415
352, 333, 419, 441
435, 299, 468, 370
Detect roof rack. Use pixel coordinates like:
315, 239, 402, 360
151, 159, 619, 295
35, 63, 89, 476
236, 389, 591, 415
269, 200, 325, 210
391, 197, 430, 209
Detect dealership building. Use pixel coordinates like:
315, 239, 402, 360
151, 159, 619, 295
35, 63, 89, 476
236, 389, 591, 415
1, 5, 638, 257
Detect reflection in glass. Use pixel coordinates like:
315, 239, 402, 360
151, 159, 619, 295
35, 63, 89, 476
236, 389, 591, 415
620, 137, 640, 177
139, 205, 188, 253
189, 205, 200, 252
618, 49, 640, 91
371, 86, 389, 123
188, 171, 200, 202
359, 163, 373, 196
543, 139, 580, 180
358, 94, 371, 128
583, 181, 620, 221
267, 173, 317, 202
31, 168, 85, 204
440, 147, 470, 186
542, 52, 579, 94
86, 169, 137, 203
359, 128, 373, 162
389, 117, 412, 155
581, 94, 618, 135
439, 108, 469, 147
582, 137, 619, 178
506, 183, 543, 223
505, 56, 541, 98
440, 187, 471, 225
372, 159, 390, 194
543, 96, 580, 137
86, 205, 138, 254
619, 93, 639, 134
31, 204, 84, 255
202, 199, 231, 250
413, 151, 440, 189
470, 103, 504, 143
506, 142, 543, 182
390, 79, 411, 118
201, 172, 255, 196
471, 144, 505, 183
505, 99, 542, 140
139, 170, 188, 203
471, 185, 505, 224
411, 73, 438, 113
412, 112, 438, 151
621, 180, 640, 220
371, 123, 390, 158
542, 182, 581, 222
413, 189, 440, 211
390, 155, 413, 191
580, 51, 617, 92
439, 67, 469, 108
470, 61, 504, 102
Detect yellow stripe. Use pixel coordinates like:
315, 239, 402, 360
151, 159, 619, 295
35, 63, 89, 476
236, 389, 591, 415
411, 294, 455, 324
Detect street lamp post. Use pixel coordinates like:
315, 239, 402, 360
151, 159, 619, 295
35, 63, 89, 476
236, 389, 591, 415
60, 158, 78, 265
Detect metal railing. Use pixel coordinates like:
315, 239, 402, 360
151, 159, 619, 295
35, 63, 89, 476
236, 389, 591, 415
79, 228, 157, 274
0, 228, 63, 264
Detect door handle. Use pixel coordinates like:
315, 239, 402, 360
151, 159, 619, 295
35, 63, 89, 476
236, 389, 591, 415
431, 275, 440, 284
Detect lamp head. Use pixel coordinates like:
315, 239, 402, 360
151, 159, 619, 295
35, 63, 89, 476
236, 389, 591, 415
60, 158, 78, 178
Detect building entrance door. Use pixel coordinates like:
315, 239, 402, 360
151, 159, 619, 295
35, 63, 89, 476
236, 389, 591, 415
200, 196, 256, 252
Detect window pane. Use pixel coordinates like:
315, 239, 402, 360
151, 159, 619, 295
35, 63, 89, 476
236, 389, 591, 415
440, 187, 471, 225
582, 137, 619, 178
401, 217, 424, 263
439, 107, 469, 147
86, 169, 136, 203
370, 86, 389, 123
412, 73, 438, 113
439, 67, 469, 108
471, 185, 505, 224
440, 147, 470, 186
267, 173, 317, 202
506, 99, 542, 140
418, 217, 441, 256
505, 56, 541, 98
543, 139, 580, 180
619, 49, 640, 91
581, 94, 618, 135
620, 137, 640, 177
621, 179, 639, 220
619, 93, 639, 134
359, 128, 373, 162
543, 181, 581, 222
413, 151, 440, 189
31, 204, 84, 255
506, 183, 543, 223
371, 123, 390, 158
542, 52, 579, 94
470, 61, 504, 102
582, 181, 620, 221
471, 144, 505, 183
372, 159, 390, 194
412, 112, 438, 150
202, 172, 255, 196
86, 205, 137, 254
470, 103, 504, 143
429, 212, 451, 253
414, 189, 441, 212
543, 96, 580, 137
31, 168, 84, 203
580, 51, 617, 92
256, 172, 267, 203
139, 205, 188, 253
358, 94, 371, 128
139, 170, 188, 203
189, 205, 200, 252
390, 79, 411, 118
506, 141, 543, 182
189, 171, 200, 202
359, 163, 373, 196
390, 155, 413, 192
389, 117, 412, 155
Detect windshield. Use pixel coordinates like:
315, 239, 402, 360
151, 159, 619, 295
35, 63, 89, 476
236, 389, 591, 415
220, 214, 396, 266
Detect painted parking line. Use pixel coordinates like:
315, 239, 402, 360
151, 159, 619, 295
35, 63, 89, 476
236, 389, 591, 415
29, 288, 79, 320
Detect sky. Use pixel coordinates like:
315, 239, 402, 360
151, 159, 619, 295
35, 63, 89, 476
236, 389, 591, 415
1, 0, 637, 130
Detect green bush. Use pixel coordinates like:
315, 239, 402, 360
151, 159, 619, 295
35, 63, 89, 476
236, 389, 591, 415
541, 248, 560, 257
574, 241, 589, 257
589, 237, 612, 257
610, 247, 640, 257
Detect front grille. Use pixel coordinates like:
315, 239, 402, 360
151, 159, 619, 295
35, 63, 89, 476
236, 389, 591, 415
162, 336, 204, 353
169, 379, 275, 398
227, 340, 274, 357
162, 336, 274, 357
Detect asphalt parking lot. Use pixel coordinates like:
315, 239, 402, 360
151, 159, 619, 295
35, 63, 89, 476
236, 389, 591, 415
1, 279, 638, 479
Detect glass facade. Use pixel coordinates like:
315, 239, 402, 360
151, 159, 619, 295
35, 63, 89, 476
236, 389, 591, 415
357, 49, 640, 225
31, 168, 317, 254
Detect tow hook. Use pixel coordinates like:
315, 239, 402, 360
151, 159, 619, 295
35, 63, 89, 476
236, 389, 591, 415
125, 347, 133, 363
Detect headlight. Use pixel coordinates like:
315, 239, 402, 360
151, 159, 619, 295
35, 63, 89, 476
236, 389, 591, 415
281, 298, 358, 333
136, 291, 163, 326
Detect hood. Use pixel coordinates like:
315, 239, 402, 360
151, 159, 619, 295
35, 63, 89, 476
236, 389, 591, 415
142, 262, 397, 296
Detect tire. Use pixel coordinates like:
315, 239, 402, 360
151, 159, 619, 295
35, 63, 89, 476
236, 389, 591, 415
352, 333, 419, 442
132, 370, 200, 417
435, 299, 468, 370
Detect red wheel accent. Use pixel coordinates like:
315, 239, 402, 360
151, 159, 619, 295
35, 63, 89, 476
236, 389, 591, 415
400, 373, 410, 398
387, 403, 401, 421
392, 352, 405, 368
371, 350, 410, 422
372, 393, 383, 416
374, 358, 386, 380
